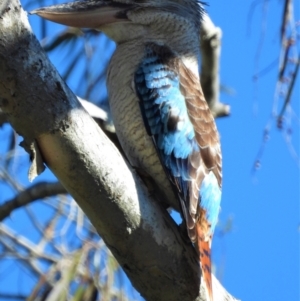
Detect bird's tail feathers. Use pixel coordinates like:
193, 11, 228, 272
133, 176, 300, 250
196, 220, 213, 301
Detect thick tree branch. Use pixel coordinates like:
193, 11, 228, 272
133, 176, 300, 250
0, 1, 238, 301
0, 110, 7, 126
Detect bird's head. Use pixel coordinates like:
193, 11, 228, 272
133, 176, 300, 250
31, 0, 204, 48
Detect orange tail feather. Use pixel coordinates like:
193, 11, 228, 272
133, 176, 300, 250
196, 222, 213, 301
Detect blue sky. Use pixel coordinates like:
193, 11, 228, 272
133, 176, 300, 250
207, 2, 299, 301
0, 1, 299, 301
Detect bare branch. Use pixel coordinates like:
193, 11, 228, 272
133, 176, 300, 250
0, 293, 26, 300
278, 52, 300, 125
0, 181, 66, 221
42, 27, 84, 52
200, 14, 230, 118
280, 0, 292, 44
0, 228, 46, 277
0, 223, 60, 263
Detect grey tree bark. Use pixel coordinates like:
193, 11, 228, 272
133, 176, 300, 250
0, 1, 237, 301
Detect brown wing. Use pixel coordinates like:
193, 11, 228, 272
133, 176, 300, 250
178, 60, 222, 225
179, 61, 222, 187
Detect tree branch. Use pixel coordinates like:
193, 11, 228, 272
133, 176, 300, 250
0, 110, 8, 126
0, 223, 60, 263
0, 1, 238, 300
0, 293, 26, 300
0, 181, 66, 221
200, 14, 230, 118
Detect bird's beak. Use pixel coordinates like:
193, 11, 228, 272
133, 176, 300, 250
30, 0, 131, 28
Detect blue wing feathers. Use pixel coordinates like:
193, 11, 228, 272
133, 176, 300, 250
135, 44, 221, 232
135, 46, 197, 174
200, 172, 221, 231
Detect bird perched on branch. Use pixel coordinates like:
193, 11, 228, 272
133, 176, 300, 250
31, 1, 222, 300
